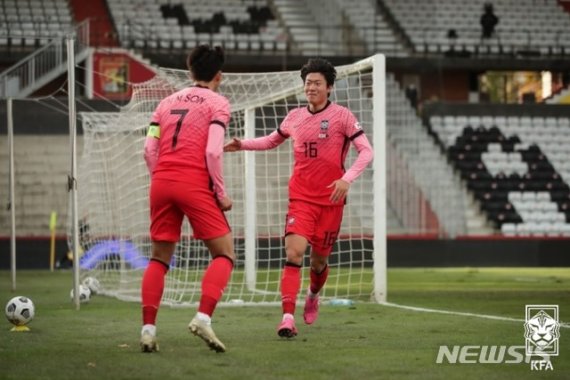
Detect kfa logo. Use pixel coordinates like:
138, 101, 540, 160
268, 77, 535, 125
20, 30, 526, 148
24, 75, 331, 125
319, 120, 329, 139
524, 305, 560, 371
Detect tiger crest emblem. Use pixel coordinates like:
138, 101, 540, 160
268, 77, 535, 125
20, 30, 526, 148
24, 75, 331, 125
524, 309, 560, 355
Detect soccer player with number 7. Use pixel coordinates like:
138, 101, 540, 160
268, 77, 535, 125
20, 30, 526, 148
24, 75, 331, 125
224, 58, 374, 338
141, 45, 234, 353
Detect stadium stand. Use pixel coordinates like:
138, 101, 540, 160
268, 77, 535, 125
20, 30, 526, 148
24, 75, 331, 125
0, 0, 73, 48
430, 114, 570, 236
108, 0, 286, 52
384, 0, 570, 56
105, 0, 409, 57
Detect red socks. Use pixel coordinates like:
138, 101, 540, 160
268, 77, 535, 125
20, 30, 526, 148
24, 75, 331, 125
310, 264, 329, 295
142, 256, 234, 324
281, 263, 301, 315
141, 259, 169, 325
198, 256, 234, 317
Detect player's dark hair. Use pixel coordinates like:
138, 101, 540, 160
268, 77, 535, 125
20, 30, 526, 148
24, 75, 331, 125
187, 44, 225, 82
300, 58, 336, 86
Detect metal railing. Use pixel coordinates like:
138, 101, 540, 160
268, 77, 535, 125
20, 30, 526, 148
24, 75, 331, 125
0, 20, 90, 98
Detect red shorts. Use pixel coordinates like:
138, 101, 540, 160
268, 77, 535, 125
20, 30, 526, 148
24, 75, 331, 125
284, 199, 344, 256
150, 179, 230, 242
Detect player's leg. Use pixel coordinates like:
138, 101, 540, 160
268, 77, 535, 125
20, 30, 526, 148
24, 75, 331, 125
303, 205, 343, 325
277, 233, 308, 337
277, 200, 315, 337
303, 251, 328, 325
184, 188, 234, 352
141, 242, 176, 352
188, 233, 234, 353
141, 179, 183, 352
200, 233, 235, 318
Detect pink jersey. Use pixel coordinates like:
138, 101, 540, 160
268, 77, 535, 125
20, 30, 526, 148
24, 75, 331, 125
278, 101, 366, 206
150, 86, 230, 189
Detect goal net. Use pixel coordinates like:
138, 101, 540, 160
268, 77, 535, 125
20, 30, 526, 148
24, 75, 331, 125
72, 55, 386, 306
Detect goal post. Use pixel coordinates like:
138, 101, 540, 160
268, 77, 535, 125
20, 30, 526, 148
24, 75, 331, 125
372, 54, 387, 303
71, 54, 387, 305
244, 107, 257, 292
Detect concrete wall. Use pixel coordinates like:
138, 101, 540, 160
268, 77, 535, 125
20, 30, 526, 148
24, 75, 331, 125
0, 135, 80, 236
0, 98, 116, 238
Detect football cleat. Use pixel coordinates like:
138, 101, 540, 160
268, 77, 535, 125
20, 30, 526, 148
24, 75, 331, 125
303, 294, 319, 325
189, 317, 226, 353
277, 316, 298, 338
140, 330, 159, 353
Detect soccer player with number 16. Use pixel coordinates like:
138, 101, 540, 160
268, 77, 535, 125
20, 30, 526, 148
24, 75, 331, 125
224, 58, 374, 337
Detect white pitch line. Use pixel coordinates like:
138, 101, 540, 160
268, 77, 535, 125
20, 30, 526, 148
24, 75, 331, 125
380, 302, 570, 329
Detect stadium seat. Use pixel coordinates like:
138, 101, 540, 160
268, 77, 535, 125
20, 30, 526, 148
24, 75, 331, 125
0, 0, 73, 46
384, 0, 570, 56
433, 114, 570, 235
108, 0, 283, 52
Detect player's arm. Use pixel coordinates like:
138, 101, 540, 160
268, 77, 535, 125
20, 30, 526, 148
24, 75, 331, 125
206, 121, 232, 211
224, 130, 287, 152
144, 122, 160, 174
342, 133, 373, 183
328, 133, 374, 203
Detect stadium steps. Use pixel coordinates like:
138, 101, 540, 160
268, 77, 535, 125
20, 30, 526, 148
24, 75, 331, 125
336, 0, 409, 57
386, 75, 471, 237
272, 0, 349, 56
463, 191, 495, 235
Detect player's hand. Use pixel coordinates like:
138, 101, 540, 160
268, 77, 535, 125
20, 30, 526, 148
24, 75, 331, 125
327, 179, 350, 204
224, 138, 242, 152
217, 195, 233, 211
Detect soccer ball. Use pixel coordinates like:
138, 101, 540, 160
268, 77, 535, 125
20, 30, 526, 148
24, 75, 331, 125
5, 296, 35, 326
82, 276, 101, 295
70, 285, 91, 303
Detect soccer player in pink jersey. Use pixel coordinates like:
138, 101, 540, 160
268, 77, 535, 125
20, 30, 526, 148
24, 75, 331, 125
224, 58, 373, 338
141, 45, 234, 353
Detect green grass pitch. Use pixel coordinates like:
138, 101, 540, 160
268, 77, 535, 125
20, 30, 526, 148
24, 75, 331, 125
1, 268, 568, 380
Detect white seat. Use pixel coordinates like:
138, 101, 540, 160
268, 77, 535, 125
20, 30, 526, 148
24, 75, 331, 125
487, 143, 502, 153
501, 223, 517, 236
508, 191, 523, 203
536, 222, 554, 236
521, 192, 537, 202
557, 224, 570, 236
494, 116, 507, 127
467, 116, 481, 126
516, 223, 532, 236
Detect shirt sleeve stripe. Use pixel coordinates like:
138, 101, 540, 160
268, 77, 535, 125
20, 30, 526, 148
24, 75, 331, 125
349, 130, 364, 141
211, 120, 226, 129
277, 127, 288, 138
